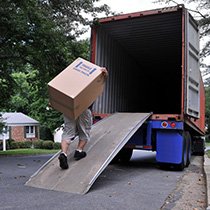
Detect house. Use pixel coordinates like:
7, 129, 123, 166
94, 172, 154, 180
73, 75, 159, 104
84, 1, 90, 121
0, 112, 40, 141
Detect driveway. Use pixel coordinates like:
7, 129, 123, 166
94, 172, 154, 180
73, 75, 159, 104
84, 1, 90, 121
0, 151, 189, 210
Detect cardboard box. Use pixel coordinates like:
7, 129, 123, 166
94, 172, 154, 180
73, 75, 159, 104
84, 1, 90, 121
48, 57, 106, 119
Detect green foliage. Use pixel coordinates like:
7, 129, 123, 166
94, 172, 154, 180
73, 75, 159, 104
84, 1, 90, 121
32, 139, 59, 150
40, 0, 111, 36
0, 140, 10, 150
0, 0, 110, 133
0, 114, 5, 133
42, 140, 54, 150
7, 139, 15, 149
40, 126, 53, 140
33, 140, 44, 149
0, 148, 59, 155
10, 141, 32, 149
9, 67, 38, 113
53, 142, 61, 150
29, 98, 63, 132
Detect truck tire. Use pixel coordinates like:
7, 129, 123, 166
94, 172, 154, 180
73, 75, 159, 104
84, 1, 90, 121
111, 148, 133, 164
110, 148, 133, 164
118, 148, 133, 164
174, 136, 187, 171
192, 137, 205, 156
110, 154, 120, 164
185, 132, 192, 167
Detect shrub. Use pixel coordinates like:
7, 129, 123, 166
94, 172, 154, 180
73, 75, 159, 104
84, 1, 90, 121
7, 139, 15, 149
42, 140, 54, 149
23, 141, 33, 148
53, 142, 61, 150
10, 141, 20, 149
206, 135, 210, 143
33, 140, 44, 149
0, 139, 15, 150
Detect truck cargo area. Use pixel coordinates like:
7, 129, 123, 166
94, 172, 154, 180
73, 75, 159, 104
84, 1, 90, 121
92, 8, 182, 115
26, 113, 151, 194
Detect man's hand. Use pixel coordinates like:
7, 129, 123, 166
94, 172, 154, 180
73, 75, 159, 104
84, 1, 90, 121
101, 68, 108, 79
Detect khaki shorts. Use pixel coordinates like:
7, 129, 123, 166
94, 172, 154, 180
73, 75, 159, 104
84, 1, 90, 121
62, 109, 93, 143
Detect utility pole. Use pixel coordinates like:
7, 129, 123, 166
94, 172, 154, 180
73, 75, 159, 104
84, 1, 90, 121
2, 127, 6, 151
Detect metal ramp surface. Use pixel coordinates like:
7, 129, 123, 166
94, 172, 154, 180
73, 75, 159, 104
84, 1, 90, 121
25, 112, 151, 194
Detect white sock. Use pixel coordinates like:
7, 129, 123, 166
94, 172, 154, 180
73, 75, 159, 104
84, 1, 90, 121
76, 149, 82, 152
61, 152, 67, 157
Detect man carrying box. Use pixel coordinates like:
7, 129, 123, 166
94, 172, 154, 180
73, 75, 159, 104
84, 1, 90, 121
58, 68, 108, 169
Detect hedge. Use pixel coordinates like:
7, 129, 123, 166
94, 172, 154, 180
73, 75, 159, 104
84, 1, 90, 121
2, 139, 61, 150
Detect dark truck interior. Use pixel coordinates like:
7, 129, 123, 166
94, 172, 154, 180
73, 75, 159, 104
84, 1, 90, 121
93, 9, 183, 115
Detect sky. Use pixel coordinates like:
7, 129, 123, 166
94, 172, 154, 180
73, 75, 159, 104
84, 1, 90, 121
98, 0, 203, 14
96, 0, 200, 15
99, 0, 162, 13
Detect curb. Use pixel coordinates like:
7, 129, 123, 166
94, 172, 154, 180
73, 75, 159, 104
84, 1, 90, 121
204, 154, 210, 210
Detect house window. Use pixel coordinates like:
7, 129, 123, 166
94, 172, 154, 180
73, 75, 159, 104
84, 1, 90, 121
25, 126, 35, 138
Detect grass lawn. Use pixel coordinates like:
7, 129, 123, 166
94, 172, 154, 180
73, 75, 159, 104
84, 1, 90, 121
205, 142, 210, 158
206, 142, 210, 147
0, 148, 60, 156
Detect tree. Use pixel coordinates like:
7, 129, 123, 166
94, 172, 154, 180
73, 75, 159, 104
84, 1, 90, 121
0, 0, 111, 131
0, 114, 5, 134
0, 0, 111, 108
39, 0, 111, 36
8, 67, 37, 114
0, 0, 68, 108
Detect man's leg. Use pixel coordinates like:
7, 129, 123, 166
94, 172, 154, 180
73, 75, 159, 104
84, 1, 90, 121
61, 139, 70, 156
77, 139, 87, 151
59, 116, 76, 169
58, 140, 69, 169
74, 139, 88, 160
74, 109, 92, 160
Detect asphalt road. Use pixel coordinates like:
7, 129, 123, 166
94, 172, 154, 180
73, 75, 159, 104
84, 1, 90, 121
0, 151, 186, 210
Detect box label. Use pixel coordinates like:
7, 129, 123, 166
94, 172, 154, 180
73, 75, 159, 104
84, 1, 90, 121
74, 61, 97, 77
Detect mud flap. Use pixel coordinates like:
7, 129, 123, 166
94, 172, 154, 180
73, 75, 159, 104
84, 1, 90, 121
156, 130, 185, 166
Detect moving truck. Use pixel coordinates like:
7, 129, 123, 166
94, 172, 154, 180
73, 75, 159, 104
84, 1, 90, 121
90, 4, 205, 170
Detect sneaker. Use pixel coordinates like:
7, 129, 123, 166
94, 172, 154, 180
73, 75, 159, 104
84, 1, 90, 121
74, 150, 87, 161
58, 153, 68, 169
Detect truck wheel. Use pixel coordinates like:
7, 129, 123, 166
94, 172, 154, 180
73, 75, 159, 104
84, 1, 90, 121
110, 148, 133, 164
110, 155, 120, 164
185, 132, 191, 167
114, 148, 133, 164
119, 148, 133, 163
192, 137, 205, 156
174, 136, 187, 171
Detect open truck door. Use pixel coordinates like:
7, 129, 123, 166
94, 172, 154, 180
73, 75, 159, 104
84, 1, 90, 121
185, 11, 200, 119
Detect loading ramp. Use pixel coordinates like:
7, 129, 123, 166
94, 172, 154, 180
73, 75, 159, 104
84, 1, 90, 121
25, 112, 151, 194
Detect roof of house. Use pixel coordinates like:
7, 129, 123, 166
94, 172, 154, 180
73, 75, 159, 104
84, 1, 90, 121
1, 112, 39, 126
